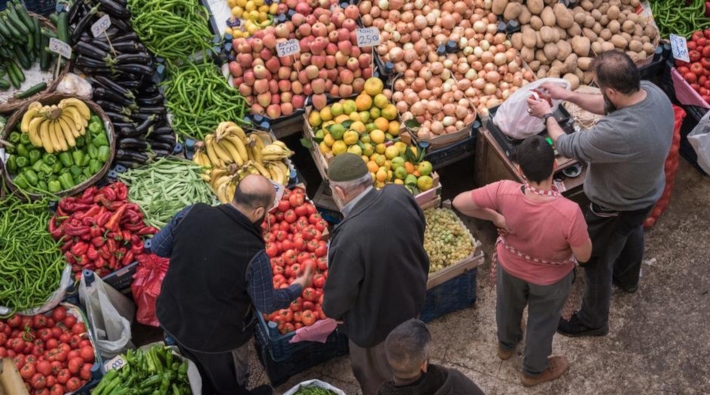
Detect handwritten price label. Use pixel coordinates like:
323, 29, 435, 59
104, 355, 126, 372
91, 14, 112, 37
356, 27, 380, 47
49, 38, 72, 59
670, 34, 689, 63
276, 39, 300, 57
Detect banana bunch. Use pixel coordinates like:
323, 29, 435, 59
193, 121, 293, 203
20, 98, 91, 154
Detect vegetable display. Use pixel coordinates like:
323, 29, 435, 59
225, 0, 279, 38
192, 122, 293, 203
294, 387, 338, 395
261, 187, 330, 335
650, 0, 710, 39
0, 305, 98, 394
4, 104, 109, 194
226, 1, 374, 118
424, 208, 476, 273
0, 196, 65, 316
118, 157, 218, 228
50, 183, 158, 278
675, 30, 710, 103
164, 62, 249, 140
92, 345, 191, 395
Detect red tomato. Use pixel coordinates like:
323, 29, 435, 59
284, 323, 295, 333
7, 315, 22, 328
294, 217, 309, 232
705, 29, 710, 39
65, 377, 82, 391
302, 259, 316, 273
265, 242, 279, 258
263, 232, 276, 243
56, 369, 71, 384
21, 317, 32, 329
0, 333, 6, 347
293, 311, 302, 323
275, 211, 284, 222
36, 361, 52, 376
68, 357, 84, 374
290, 298, 302, 312
31, 316, 47, 329
292, 237, 306, 251
316, 305, 327, 320
277, 200, 291, 212
68, 350, 80, 361
290, 263, 301, 278
303, 301, 315, 311
37, 329, 52, 342
301, 310, 317, 326
306, 204, 317, 216
0, 348, 6, 358
8, 338, 24, 353
0, 323, 9, 335
294, 205, 309, 217
289, 193, 304, 208
49, 327, 62, 339
688, 41, 698, 50
20, 363, 36, 379
273, 265, 284, 276
691, 62, 704, 75
279, 283, 289, 289
315, 219, 328, 232
306, 240, 319, 252
63, 316, 77, 328
24, 355, 36, 365
278, 309, 293, 322
49, 384, 64, 395
316, 256, 328, 270
297, 251, 310, 264
273, 274, 286, 285
313, 274, 326, 288
31, 373, 47, 389
35, 388, 50, 395
282, 189, 292, 200
79, 340, 91, 349
50, 362, 62, 376
678, 66, 690, 75
284, 209, 298, 223
282, 249, 297, 265
302, 287, 317, 302
58, 333, 71, 344
45, 376, 56, 388
45, 339, 58, 350
71, 323, 86, 335
295, 323, 304, 330
80, 364, 92, 380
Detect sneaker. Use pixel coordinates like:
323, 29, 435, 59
250, 385, 273, 395
498, 346, 515, 360
613, 280, 639, 294
520, 356, 569, 387
557, 312, 608, 337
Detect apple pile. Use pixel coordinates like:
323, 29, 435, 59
261, 187, 331, 335
228, 0, 375, 119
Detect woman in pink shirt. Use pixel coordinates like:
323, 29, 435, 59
453, 135, 592, 387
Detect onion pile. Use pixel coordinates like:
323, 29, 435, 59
360, 0, 536, 139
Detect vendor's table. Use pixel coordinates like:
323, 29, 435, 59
474, 129, 588, 205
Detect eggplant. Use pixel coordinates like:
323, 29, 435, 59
96, 100, 132, 115
93, 87, 135, 107
106, 111, 133, 124
75, 41, 109, 61
76, 55, 108, 69
134, 116, 155, 135
112, 32, 138, 43
88, 39, 112, 53
137, 106, 166, 115
68, 1, 88, 25
119, 138, 149, 149
97, 0, 130, 19
148, 133, 176, 144
151, 149, 172, 157
94, 75, 135, 98
151, 126, 173, 135
136, 94, 164, 106
115, 52, 152, 65
111, 41, 143, 54
116, 149, 148, 163
113, 122, 138, 131
116, 80, 143, 89
116, 160, 141, 169
132, 113, 162, 123
109, 15, 131, 31
148, 141, 174, 151
115, 63, 153, 75
139, 84, 159, 95
71, 5, 100, 43
118, 126, 143, 137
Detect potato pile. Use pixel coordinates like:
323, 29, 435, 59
499, 0, 658, 89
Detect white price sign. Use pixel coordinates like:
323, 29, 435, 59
103, 355, 126, 372
670, 34, 690, 63
276, 39, 300, 57
356, 27, 380, 47
91, 14, 112, 37
49, 37, 72, 59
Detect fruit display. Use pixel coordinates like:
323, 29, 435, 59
675, 30, 710, 103
0, 304, 99, 395
193, 121, 293, 203
4, 100, 111, 194
226, 0, 374, 117
260, 187, 331, 335
225, 0, 280, 38
50, 183, 158, 278
424, 208, 476, 273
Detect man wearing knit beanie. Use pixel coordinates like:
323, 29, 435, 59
323, 153, 430, 395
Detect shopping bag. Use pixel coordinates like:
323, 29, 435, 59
79, 271, 136, 359
131, 254, 170, 327
283, 379, 346, 395
0, 264, 73, 317
687, 109, 710, 174
492, 78, 571, 139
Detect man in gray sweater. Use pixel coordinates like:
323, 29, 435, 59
527, 51, 673, 337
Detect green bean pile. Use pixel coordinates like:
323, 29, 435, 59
163, 62, 249, 140
651, 0, 710, 38
0, 195, 65, 317
294, 388, 338, 395
127, 0, 214, 63
117, 157, 218, 228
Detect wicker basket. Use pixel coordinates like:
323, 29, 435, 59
0, 94, 116, 199
0, 12, 72, 114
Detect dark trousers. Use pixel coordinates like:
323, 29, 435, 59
577, 203, 653, 329
349, 340, 393, 395
176, 341, 251, 395
497, 266, 573, 376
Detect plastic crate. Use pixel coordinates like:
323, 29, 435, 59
18, 0, 56, 15
313, 182, 343, 225
425, 133, 477, 170
659, 59, 677, 103
421, 268, 478, 323
102, 261, 139, 294
255, 328, 349, 387
679, 104, 709, 175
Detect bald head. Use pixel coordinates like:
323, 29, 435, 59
233, 175, 275, 217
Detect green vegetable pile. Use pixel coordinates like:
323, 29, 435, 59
0, 194, 65, 316
118, 157, 217, 228
651, 0, 710, 38
163, 62, 249, 140
93, 345, 191, 395
424, 208, 475, 274
294, 387, 338, 395
127, 0, 214, 63
4, 115, 110, 194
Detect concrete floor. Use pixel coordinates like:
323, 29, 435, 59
250, 158, 710, 394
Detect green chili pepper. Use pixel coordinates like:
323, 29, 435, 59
87, 144, 99, 159
29, 150, 41, 165
19, 133, 30, 145
8, 131, 20, 144
59, 152, 73, 167
69, 165, 82, 177
7, 155, 17, 173
97, 146, 110, 162
16, 144, 29, 158
92, 132, 109, 147
13, 173, 29, 189
42, 153, 57, 166
58, 173, 74, 190
23, 169, 39, 186
48, 180, 61, 193
72, 150, 85, 166
16, 156, 28, 168
51, 162, 63, 174
75, 136, 85, 147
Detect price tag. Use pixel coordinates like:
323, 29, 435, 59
91, 14, 112, 37
103, 355, 126, 372
670, 34, 690, 63
49, 38, 72, 59
356, 27, 380, 47
276, 39, 300, 57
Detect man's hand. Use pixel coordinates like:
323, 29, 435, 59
527, 96, 552, 118
539, 82, 570, 100
493, 214, 513, 236
293, 263, 315, 288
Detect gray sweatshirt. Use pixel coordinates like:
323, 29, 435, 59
556, 81, 673, 211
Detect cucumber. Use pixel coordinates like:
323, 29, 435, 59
10, 60, 24, 83
0, 17, 13, 41
2, 16, 22, 41
14, 2, 35, 34
6, 5, 30, 37
41, 28, 57, 39
49, 12, 59, 25
13, 45, 31, 69
6, 61, 20, 89
14, 81, 46, 99
0, 69, 6, 79
39, 34, 50, 71
56, 12, 69, 45
25, 31, 34, 54
0, 79, 10, 90
32, 17, 40, 53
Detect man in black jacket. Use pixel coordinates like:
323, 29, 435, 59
322, 154, 430, 395
378, 319, 485, 395
152, 175, 313, 395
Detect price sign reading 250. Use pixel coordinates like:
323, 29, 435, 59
356, 27, 381, 47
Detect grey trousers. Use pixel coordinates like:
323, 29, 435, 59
177, 341, 250, 395
497, 265, 573, 376
349, 340, 393, 395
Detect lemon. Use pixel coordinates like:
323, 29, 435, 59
232, 6, 243, 17
374, 94, 389, 109
308, 111, 322, 127
343, 130, 359, 145
394, 166, 408, 180
320, 107, 333, 122
381, 104, 397, 121
360, 134, 371, 144
362, 143, 374, 156
245, 1, 256, 11
394, 141, 408, 155
417, 175, 434, 191
331, 103, 343, 116
347, 145, 363, 155
391, 157, 405, 169
343, 100, 357, 115
359, 111, 371, 123
332, 141, 348, 155
236, 0, 246, 7
394, 179, 404, 185
324, 133, 335, 147
350, 121, 366, 133
376, 143, 387, 155
385, 145, 400, 160
349, 112, 362, 122
374, 155, 386, 167
370, 107, 381, 119
370, 130, 385, 144
319, 141, 331, 154
388, 121, 401, 136
269, 3, 278, 13
329, 124, 346, 140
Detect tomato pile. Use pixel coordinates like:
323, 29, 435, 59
261, 187, 330, 335
0, 305, 96, 395
676, 30, 710, 103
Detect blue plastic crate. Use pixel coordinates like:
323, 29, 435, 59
425, 133, 477, 170
421, 268, 478, 323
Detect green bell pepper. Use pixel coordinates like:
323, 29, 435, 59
58, 173, 74, 190
72, 150, 85, 167
16, 144, 29, 158
89, 121, 103, 134
29, 150, 41, 165
89, 159, 101, 174
48, 174, 58, 182
8, 132, 20, 144
91, 132, 109, 147
48, 180, 61, 193
23, 169, 38, 186
60, 167, 71, 175
31, 159, 43, 173
6, 155, 17, 173
19, 133, 30, 145
81, 154, 91, 167
73, 174, 87, 185
69, 165, 81, 177
75, 136, 85, 148
36, 180, 48, 192
42, 153, 57, 166
87, 144, 99, 159
97, 146, 110, 162
15, 156, 28, 168
13, 174, 29, 189
5, 145, 15, 154
59, 152, 73, 167
39, 162, 52, 174
85, 131, 92, 145
90, 115, 101, 124
51, 162, 63, 174
82, 166, 93, 178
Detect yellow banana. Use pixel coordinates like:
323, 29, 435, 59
250, 160, 271, 178
219, 140, 245, 166
21, 107, 42, 133
52, 121, 68, 152
62, 106, 86, 129
225, 125, 246, 141
224, 135, 249, 162
268, 163, 285, 185
262, 154, 289, 162
193, 150, 210, 167
27, 117, 45, 147
227, 183, 236, 202
217, 183, 230, 204
200, 174, 211, 182
272, 140, 289, 151
204, 135, 224, 168
39, 120, 53, 154
28, 102, 41, 110
60, 113, 81, 138
45, 121, 61, 152
261, 144, 288, 157
251, 144, 263, 164
274, 161, 290, 184
59, 98, 90, 119
57, 116, 76, 148
211, 140, 234, 164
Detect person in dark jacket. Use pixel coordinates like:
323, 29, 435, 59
378, 319, 485, 395
322, 153, 430, 395
152, 175, 313, 395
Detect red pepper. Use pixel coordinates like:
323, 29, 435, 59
97, 212, 112, 227
109, 256, 117, 269
80, 187, 97, 204
80, 232, 91, 241
106, 201, 125, 211
64, 225, 90, 237
131, 240, 144, 255
48, 218, 63, 240
60, 240, 74, 252
138, 226, 159, 236
130, 234, 141, 245
71, 242, 89, 256
64, 252, 77, 265
107, 239, 117, 252
123, 223, 144, 231
122, 230, 132, 241
95, 257, 107, 268
56, 207, 67, 217
115, 182, 128, 201
74, 205, 101, 221
123, 210, 143, 224
99, 245, 111, 259
90, 226, 103, 238
91, 237, 105, 247
93, 194, 105, 204
81, 216, 97, 226
101, 186, 117, 201
122, 251, 135, 266
105, 205, 128, 232
87, 245, 99, 260
76, 254, 89, 267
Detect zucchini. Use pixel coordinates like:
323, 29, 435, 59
7, 62, 20, 89
32, 17, 40, 53
14, 2, 35, 33
49, 12, 59, 25
56, 11, 69, 45
0, 17, 13, 41
2, 16, 22, 41
25, 31, 34, 54
14, 82, 46, 99
0, 79, 10, 90
39, 34, 51, 71
10, 60, 25, 83
13, 45, 31, 69
6, 5, 30, 37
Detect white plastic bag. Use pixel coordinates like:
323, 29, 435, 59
688, 110, 710, 174
492, 78, 571, 139
0, 264, 73, 317
79, 272, 136, 359
283, 379, 347, 395
55, 73, 93, 99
